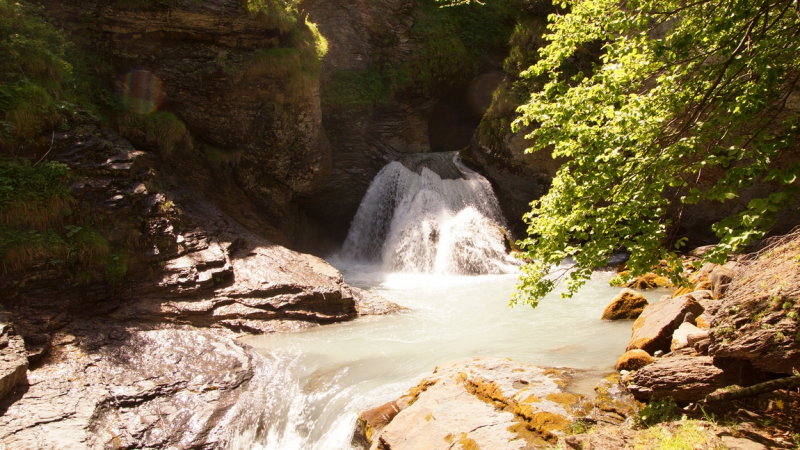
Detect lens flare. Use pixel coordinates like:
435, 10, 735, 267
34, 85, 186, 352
120, 70, 164, 114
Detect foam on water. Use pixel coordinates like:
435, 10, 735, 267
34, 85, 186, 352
222, 153, 661, 449
341, 152, 518, 275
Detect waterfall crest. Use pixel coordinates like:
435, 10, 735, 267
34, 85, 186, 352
341, 152, 519, 275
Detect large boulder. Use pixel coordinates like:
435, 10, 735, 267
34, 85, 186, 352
354, 358, 605, 450
0, 327, 261, 449
0, 318, 28, 401
626, 356, 737, 403
602, 289, 649, 320
627, 295, 705, 354
709, 233, 800, 374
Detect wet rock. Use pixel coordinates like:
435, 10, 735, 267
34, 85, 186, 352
602, 289, 649, 320
355, 358, 599, 450
627, 356, 736, 403
0, 320, 28, 400
349, 286, 407, 316
0, 327, 265, 449
627, 294, 705, 354
591, 373, 641, 424
615, 350, 654, 371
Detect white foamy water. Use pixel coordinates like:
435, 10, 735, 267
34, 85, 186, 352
341, 152, 518, 275
228, 269, 668, 449
221, 153, 665, 449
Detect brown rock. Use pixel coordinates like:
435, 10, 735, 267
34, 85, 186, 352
602, 289, 649, 321
709, 265, 734, 299
615, 350, 654, 371
623, 273, 670, 290
671, 322, 709, 351
626, 356, 736, 403
0, 321, 28, 400
627, 295, 705, 354
355, 359, 598, 450
709, 234, 800, 374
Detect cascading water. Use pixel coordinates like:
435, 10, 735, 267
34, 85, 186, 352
225, 153, 664, 450
341, 152, 518, 274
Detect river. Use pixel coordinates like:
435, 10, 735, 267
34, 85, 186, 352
225, 152, 665, 449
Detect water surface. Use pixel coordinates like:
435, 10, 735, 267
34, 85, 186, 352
235, 267, 667, 449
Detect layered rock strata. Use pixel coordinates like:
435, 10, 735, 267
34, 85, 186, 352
354, 358, 639, 450
39, 0, 332, 249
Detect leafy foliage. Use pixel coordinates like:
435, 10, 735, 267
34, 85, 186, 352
323, 0, 518, 109
513, 0, 800, 306
638, 397, 681, 427
0, 0, 74, 149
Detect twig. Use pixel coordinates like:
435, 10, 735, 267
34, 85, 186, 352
33, 131, 55, 167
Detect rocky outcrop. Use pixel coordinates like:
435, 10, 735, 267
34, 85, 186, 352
300, 0, 444, 240
602, 289, 649, 320
39, 0, 333, 249
4, 117, 375, 339
627, 294, 705, 354
0, 318, 28, 401
627, 355, 737, 404
0, 326, 264, 449
0, 117, 399, 448
354, 358, 640, 450
709, 232, 800, 375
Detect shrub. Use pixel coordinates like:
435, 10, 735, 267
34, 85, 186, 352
638, 397, 682, 427
0, 0, 74, 150
117, 111, 192, 156
322, 69, 390, 111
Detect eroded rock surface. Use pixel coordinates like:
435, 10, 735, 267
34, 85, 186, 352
627, 355, 736, 404
0, 326, 265, 449
709, 233, 800, 374
0, 119, 398, 448
355, 358, 639, 450
627, 294, 705, 354
0, 318, 28, 401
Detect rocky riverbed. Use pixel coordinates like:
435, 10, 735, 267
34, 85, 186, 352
349, 234, 800, 450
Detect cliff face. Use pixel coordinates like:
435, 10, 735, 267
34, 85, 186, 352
301, 0, 437, 240
39, 0, 332, 250
302, 0, 514, 240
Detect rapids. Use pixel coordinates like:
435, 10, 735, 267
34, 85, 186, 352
225, 153, 662, 449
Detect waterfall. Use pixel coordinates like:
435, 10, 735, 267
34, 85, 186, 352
340, 152, 519, 275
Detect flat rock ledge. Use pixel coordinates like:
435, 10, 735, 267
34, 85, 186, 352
354, 358, 640, 450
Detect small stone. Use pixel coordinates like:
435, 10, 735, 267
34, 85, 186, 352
615, 350, 654, 371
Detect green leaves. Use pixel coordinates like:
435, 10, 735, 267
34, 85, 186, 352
514, 0, 800, 305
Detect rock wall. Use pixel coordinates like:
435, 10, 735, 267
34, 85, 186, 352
38, 0, 333, 250
301, 0, 514, 241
